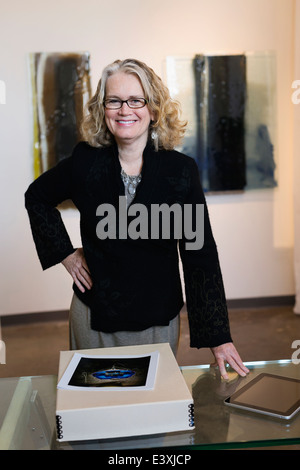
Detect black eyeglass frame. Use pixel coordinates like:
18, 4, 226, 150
103, 98, 148, 109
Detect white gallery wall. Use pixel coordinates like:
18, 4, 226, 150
0, 0, 296, 315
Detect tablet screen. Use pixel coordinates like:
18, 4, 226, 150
224, 373, 300, 419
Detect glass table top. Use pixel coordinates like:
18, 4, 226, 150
0, 360, 299, 450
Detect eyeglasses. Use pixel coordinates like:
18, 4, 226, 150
103, 98, 148, 109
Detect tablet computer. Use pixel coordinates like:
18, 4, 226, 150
224, 373, 300, 420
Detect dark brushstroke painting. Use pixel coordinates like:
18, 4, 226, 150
193, 54, 247, 191
166, 53, 277, 192
30, 52, 91, 177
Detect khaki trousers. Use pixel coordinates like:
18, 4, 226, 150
69, 293, 180, 355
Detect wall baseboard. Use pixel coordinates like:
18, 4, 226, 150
1, 310, 69, 326
227, 295, 295, 309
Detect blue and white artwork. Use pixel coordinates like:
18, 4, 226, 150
165, 52, 277, 192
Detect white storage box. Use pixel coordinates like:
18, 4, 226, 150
55, 343, 194, 442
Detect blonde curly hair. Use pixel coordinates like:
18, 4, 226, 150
81, 58, 187, 150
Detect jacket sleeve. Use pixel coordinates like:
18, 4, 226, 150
179, 158, 232, 348
24, 154, 76, 270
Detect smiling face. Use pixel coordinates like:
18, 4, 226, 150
104, 72, 154, 149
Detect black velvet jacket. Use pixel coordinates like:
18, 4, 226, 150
25, 141, 232, 348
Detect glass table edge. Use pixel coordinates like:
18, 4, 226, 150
2, 360, 299, 450
173, 437, 300, 450
180, 359, 293, 371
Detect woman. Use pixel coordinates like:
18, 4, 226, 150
25, 58, 249, 380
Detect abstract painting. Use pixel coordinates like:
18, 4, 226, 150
29, 52, 91, 178
165, 52, 277, 192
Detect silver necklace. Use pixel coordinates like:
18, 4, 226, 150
121, 168, 142, 196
